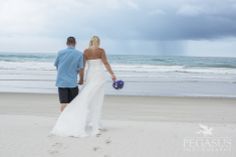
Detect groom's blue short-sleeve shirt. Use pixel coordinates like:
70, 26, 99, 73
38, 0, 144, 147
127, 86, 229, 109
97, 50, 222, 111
54, 47, 84, 88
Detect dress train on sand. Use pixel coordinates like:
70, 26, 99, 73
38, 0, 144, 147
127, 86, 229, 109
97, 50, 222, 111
51, 59, 106, 137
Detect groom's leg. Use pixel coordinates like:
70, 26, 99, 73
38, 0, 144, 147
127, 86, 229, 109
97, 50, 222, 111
68, 86, 79, 103
60, 103, 67, 112
58, 88, 70, 112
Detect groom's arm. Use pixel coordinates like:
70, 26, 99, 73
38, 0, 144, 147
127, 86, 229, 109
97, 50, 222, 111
54, 54, 59, 69
79, 70, 84, 85
78, 54, 85, 85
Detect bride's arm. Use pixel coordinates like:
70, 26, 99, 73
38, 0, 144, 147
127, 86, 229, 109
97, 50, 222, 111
101, 50, 116, 81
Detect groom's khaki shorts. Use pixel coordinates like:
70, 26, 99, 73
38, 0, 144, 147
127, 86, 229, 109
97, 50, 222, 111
58, 87, 79, 103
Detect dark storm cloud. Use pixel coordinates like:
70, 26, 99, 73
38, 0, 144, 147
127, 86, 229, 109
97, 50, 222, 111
1, 0, 236, 41
1, 0, 236, 56
88, 0, 236, 41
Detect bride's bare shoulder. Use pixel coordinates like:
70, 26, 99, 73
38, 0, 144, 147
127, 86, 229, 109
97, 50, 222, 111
98, 48, 105, 54
84, 48, 89, 53
98, 47, 105, 51
83, 48, 91, 56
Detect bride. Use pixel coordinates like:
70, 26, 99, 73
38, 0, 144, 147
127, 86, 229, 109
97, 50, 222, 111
51, 36, 116, 137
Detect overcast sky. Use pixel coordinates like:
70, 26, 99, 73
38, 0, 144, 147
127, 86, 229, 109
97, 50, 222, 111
0, 0, 236, 57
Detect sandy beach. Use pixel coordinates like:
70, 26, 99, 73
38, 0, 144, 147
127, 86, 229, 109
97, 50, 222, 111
0, 93, 236, 157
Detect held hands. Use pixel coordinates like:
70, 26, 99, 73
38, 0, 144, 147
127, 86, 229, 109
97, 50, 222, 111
78, 79, 84, 85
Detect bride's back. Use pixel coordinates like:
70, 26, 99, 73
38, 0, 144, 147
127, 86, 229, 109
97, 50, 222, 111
84, 48, 105, 74
84, 48, 106, 82
83, 42, 115, 81
84, 48, 104, 60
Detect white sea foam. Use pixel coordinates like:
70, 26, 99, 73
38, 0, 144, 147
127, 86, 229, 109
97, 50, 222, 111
0, 55, 236, 96
1, 61, 236, 75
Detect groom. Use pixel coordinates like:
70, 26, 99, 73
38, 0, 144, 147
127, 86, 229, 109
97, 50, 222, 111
54, 36, 84, 112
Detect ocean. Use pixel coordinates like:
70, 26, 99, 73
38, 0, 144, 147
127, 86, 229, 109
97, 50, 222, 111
0, 52, 236, 97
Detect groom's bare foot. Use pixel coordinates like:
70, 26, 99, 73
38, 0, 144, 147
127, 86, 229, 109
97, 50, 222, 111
60, 103, 67, 112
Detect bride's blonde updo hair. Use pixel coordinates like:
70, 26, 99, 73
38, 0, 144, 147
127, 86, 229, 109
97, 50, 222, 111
89, 35, 100, 48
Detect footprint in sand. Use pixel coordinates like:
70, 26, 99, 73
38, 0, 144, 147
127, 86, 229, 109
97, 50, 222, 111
105, 138, 112, 144
96, 133, 102, 137
51, 142, 63, 147
99, 128, 108, 132
93, 146, 101, 151
48, 149, 59, 155
48, 142, 65, 155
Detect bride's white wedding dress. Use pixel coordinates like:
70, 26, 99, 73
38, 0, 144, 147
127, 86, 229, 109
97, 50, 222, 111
51, 59, 107, 137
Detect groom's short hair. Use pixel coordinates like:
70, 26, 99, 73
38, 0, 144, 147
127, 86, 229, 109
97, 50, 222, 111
66, 36, 76, 45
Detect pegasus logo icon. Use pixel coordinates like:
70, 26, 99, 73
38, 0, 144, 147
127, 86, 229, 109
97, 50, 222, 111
196, 124, 213, 136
